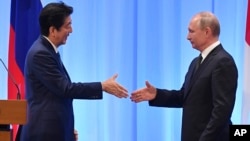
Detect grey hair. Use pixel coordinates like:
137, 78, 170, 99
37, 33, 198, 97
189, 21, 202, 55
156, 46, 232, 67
197, 12, 220, 37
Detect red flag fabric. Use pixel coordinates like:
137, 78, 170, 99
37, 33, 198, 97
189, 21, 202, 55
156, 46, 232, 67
8, 0, 42, 140
242, 0, 250, 124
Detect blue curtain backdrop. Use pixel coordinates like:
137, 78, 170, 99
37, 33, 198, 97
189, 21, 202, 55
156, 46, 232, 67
0, 0, 248, 141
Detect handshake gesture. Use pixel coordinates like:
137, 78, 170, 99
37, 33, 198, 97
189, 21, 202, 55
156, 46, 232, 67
102, 74, 156, 103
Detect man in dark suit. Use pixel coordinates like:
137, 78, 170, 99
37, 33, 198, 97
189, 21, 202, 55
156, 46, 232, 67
20, 2, 128, 141
130, 11, 238, 141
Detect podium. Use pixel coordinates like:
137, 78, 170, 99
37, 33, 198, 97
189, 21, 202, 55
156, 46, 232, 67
0, 100, 27, 141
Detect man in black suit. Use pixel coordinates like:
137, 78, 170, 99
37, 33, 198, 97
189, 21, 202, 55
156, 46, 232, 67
131, 11, 238, 141
20, 2, 128, 141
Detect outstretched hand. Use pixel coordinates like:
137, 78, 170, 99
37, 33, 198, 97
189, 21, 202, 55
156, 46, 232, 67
102, 74, 128, 98
130, 81, 156, 103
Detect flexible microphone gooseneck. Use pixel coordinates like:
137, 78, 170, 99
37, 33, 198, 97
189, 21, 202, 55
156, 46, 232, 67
0, 58, 21, 100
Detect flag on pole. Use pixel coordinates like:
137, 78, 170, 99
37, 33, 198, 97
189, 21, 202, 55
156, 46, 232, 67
242, 0, 250, 124
8, 0, 42, 140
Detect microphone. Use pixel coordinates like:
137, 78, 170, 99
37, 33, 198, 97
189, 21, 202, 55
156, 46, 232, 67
0, 58, 21, 100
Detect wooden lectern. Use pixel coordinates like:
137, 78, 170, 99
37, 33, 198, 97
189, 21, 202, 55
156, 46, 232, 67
0, 100, 27, 141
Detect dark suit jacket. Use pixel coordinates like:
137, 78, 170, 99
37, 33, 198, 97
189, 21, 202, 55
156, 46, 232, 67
149, 44, 238, 141
20, 36, 103, 141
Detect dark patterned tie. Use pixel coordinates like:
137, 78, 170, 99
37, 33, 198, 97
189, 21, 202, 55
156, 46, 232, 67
195, 54, 203, 72
56, 52, 63, 67
56, 52, 71, 81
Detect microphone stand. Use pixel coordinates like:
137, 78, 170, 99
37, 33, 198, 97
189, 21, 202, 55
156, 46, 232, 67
0, 58, 21, 100
0, 58, 23, 141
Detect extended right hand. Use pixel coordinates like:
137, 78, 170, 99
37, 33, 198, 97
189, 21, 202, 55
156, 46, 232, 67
101, 74, 128, 98
130, 81, 156, 103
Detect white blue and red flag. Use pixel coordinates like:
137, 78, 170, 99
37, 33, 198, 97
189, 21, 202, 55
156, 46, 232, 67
8, 0, 42, 140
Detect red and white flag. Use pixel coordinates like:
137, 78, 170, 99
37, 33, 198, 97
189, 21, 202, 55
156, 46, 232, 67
242, 0, 250, 124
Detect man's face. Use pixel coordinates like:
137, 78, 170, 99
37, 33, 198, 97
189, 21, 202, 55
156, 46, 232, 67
54, 16, 72, 46
187, 17, 206, 51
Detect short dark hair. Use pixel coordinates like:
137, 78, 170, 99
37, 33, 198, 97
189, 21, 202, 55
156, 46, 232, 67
39, 2, 73, 36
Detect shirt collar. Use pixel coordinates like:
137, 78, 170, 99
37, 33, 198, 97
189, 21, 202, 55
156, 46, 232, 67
201, 40, 220, 62
43, 35, 58, 53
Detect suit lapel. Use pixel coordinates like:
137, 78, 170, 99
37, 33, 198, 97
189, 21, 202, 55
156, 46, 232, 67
61, 64, 71, 82
40, 36, 71, 82
183, 45, 223, 101
56, 52, 71, 82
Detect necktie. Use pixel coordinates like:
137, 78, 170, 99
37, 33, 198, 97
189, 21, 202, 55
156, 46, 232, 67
56, 52, 71, 81
56, 52, 63, 67
195, 54, 203, 72
190, 54, 202, 80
